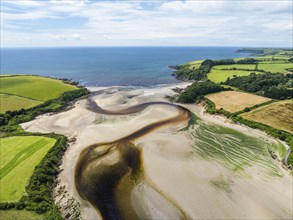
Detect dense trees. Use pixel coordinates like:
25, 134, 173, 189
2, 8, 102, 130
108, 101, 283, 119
178, 80, 225, 103
223, 73, 292, 99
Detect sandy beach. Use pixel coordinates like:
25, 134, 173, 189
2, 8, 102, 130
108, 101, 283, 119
21, 82, 292, 220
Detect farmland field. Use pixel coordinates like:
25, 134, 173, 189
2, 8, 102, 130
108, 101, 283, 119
0, 75, 77, 113
213, 64, 256, 70
257, 63, 293, 73
186, 60, 203, 70
207, 68, 261, 83
0, 93, 42, 113
0, 136, 56, 202
241, 100, 293, 133
206, 91, 271, 113
0, 210, 44, 220
0, 75, 77, 101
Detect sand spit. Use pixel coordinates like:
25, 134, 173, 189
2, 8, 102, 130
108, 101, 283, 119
21, 82, 292, 219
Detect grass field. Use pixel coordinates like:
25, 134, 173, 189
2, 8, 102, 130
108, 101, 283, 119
206, 91, 271, 113
255, 56, 291, 61
186, 60, 203, 69
0, 210, 44, 220
207, 68, 261, 83
257, 63, 293, 73
0, 75, 77, 101
213, 64, 257, 70
0, 75, 77, 113
241, 100, 293, 133
0, 93, 42, 113
0, 136, 56, 202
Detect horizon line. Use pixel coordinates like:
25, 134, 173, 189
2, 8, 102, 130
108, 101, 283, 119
1, 45, 292, 49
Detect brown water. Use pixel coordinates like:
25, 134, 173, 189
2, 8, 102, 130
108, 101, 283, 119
75, 94, 190, 219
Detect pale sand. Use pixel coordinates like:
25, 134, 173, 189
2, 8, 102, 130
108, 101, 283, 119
21, 82, 292, 219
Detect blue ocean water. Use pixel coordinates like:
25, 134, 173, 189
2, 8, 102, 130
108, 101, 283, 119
0, 47, 249, 87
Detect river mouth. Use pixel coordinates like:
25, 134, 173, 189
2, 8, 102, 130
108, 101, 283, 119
21, 86, 292, 219
74, 93, 190, 219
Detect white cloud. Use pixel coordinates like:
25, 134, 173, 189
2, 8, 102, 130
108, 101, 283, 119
0, 0, 292, 47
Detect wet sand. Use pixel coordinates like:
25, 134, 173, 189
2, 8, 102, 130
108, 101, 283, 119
21, 83, 292, 219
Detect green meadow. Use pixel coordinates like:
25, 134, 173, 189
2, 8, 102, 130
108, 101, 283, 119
213, 64, 257, 70
0, 75, 77, 113
208, 68, 261, 83
0, 75, 77, 101
187, 60, 203, 69
0, 136, 56, 202
0, 210, 44, 220
258, 63, 293, 73
0, 93, 42, 113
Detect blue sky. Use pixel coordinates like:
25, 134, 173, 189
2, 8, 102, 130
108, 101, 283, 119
1, 0, 292, 47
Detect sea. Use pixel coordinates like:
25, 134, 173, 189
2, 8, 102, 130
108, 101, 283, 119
0, 47, 249, 87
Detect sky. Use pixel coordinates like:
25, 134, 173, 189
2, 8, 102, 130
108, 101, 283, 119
1, 0, 292, 48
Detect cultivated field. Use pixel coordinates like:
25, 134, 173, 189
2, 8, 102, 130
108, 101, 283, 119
213, 64, 257, 70
0, 75, 77, 113
0, 136, 56, 202
186, 60, 203, 70
241, 100, 293, 133
0, 93, 42, 113
206, 91, 271, 113
258, 63, 293, 73
0, 210, 44, 220
207, 69, 261, 83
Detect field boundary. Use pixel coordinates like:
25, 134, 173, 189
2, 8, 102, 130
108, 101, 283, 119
0, 92, 43, 101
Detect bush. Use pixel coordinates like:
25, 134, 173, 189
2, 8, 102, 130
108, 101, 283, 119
243, 107, 250, 112
178, 80, 225, 103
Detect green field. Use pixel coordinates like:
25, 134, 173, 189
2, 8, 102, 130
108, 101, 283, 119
0, 210, 44, 220
0, 93, 42, 113
207, 68, 261, 83
0, 136, 56, 202
255, 55, 291, 61
0, 75, 77, 113
187, 60, 203, 69
213, 64, 257, 70
0, 75, 77, 101
258, 63, 293, 73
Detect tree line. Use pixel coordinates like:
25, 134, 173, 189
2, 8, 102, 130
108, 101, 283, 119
172, 58, 258, 81
223, 73, 293, 99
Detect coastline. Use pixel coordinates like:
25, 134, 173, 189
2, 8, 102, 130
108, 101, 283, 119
21, 82, 292, 219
